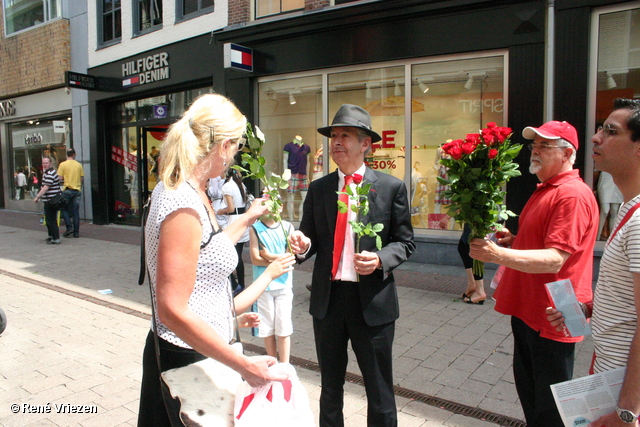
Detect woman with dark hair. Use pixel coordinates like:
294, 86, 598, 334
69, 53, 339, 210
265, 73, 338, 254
218, 168, 251, 295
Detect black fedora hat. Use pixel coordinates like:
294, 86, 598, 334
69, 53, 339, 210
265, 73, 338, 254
317, 104, 382, 143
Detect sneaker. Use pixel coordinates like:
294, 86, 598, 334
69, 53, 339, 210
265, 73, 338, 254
47, 239, 61, 245
63, 230, 73, 237
45, 237, 52, 243
73, 234, 79, 238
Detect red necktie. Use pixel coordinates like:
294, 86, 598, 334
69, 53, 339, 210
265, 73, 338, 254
332, 175, 353, 280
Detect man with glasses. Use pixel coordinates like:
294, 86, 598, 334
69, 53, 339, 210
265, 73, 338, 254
547, 99, 640, 426
470, 120, 598, 427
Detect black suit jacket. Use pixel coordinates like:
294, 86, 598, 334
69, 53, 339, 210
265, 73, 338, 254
298, 167, 415, 326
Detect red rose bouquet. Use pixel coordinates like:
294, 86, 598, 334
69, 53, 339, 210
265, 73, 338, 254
438, 122, 523, 276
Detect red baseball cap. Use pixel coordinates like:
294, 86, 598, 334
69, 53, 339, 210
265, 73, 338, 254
522, 121, 579, 150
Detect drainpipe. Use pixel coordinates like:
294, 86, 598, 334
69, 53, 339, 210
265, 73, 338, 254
544, 0, 555, 122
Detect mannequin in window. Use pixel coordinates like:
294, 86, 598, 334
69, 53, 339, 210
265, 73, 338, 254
596, 170, 623, 241
434, 146, 454, 229
312, 146, 323, 181
411, 161, 421, 206
283, 135, 311, 220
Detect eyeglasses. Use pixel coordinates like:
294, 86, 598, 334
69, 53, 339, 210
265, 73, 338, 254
527, 143, 568, 151
597, 124, 634, 138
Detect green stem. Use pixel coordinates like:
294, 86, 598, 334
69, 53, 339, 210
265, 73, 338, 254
356, 234, 361, 282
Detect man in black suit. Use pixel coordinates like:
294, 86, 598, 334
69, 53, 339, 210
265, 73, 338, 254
289, 104, 415, 427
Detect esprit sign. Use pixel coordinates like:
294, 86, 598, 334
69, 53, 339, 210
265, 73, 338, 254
121, 52, 170, 88
0, 100, 16, 118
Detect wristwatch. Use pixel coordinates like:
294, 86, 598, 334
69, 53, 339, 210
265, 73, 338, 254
616, 406, 639, 423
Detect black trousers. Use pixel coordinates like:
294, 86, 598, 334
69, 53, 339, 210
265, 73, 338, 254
43, 202, 59, 240
230, 241, 245, 290
313, 280, 397, 427
511, 316, 575, 427
137, 330, 206, 427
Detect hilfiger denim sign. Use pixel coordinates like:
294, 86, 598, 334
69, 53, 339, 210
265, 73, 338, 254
122, 52, 170, 88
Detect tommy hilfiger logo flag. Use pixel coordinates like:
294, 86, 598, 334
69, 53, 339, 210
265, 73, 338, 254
224, 43, 253, 72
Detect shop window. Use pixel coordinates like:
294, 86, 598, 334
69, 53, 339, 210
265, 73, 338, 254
100, 0, 122, 45
256, 53, 506, 232
588, 5, 640, 240
3, 0, 62, 35
134, 0, 162, 35
7, 117, 71, 201
178, 0, 213, 21
328, 66, 406, 183
257, 75, 323, 221
411, 56, 505, 231
256, 0, 303, 18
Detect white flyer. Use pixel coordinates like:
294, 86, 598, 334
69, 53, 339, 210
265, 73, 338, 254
551, 367, 625, 427
545, 279, 591, 337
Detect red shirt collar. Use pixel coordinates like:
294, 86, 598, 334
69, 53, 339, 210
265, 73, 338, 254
536, 169, 581, 190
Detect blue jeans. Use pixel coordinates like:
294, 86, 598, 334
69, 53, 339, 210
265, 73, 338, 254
61, 189, 81, 235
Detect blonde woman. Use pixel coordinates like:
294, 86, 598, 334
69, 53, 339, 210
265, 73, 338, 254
137, 94, 294, 426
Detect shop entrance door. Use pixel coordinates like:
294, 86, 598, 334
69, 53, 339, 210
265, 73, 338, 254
111, 126, 167, 226
141, 126, 167, 202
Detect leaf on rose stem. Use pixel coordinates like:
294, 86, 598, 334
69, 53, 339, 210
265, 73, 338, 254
375, 235, 382, 250
337, 200, 348, 213
372, 223, 384, 232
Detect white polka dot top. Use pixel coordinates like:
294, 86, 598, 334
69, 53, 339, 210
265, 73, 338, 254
145, 181, 238, 348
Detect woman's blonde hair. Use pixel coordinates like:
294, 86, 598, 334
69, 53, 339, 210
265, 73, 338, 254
159, 93, 246, 189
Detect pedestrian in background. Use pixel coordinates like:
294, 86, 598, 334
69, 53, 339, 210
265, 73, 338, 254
57, 148, 84, 238
15, 168, 27, 200
33, 156, 63, 244
470, 121, 598, 426
217, 168, 251, 295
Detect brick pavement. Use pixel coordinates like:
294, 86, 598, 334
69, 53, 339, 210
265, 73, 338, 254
0, 211, 596, 426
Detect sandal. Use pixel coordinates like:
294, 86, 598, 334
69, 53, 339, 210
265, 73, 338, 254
463, 295, 486, 305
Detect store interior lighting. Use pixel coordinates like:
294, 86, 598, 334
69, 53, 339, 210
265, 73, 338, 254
418, 81, 429, 93
606, 72, 617, 89
394, 80, 402, 96
464, 75, 474, 90
289, 92, 297, 105
366, 83, 372, 99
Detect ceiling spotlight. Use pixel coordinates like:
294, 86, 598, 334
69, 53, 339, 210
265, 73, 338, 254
394, 81, 401, 96
289, 92, 297, 105
606, 72, 617, 89
464, 75, 474, 90
366, 83, 372, 99
418, 81, 429, 93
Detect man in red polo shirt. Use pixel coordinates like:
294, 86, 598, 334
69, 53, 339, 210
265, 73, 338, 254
469, 120, 598, 427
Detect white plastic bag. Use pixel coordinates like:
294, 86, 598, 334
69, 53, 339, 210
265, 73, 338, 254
234, 363, 314, 427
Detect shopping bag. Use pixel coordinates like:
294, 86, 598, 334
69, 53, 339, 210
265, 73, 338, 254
160, 342, 244, 427
42, 211, 61, 227
234, 363, 314, 427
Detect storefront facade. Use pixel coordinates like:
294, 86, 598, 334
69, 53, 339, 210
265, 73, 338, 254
85, 0, 640, 265
0, 88, 72, 213
87, 34, 221, 225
